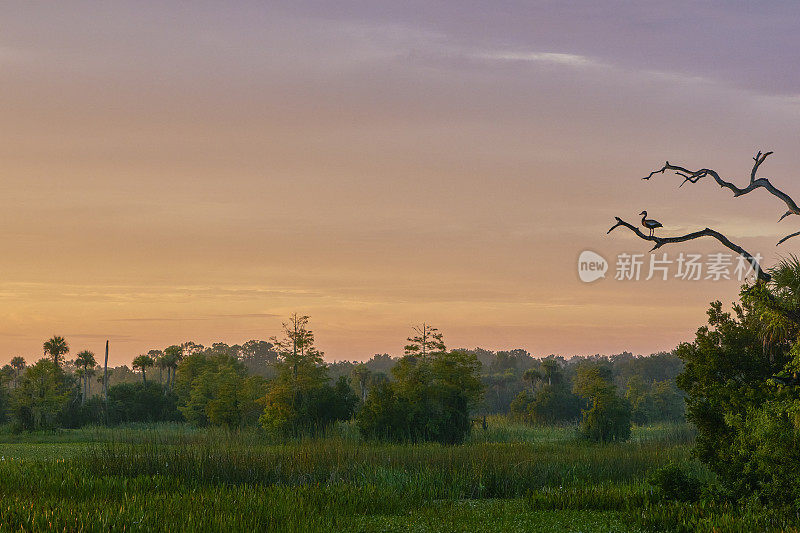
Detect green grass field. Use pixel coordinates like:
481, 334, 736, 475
0, 420, 794, 532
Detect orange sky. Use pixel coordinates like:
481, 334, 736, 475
2, 3, 799, 365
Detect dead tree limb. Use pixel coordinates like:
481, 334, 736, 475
607, 217, 770, 282
642, 151, 800, 245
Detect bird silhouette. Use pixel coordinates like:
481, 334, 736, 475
639, 211, 663, 237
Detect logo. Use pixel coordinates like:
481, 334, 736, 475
578, 250, 608, 283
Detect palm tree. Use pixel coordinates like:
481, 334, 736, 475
9, 356, 25, 389
155, 352, 168, 385
523, 368, 541, 392
540, 359, 561, 386
755, 255, 800, 347
132, 354, 155, 384
144, 349, 163, 384
75, 350, 97, 404
43, 336, 69, 368
162, 345, 183, 390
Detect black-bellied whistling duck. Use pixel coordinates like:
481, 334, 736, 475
639, 211, 663, 237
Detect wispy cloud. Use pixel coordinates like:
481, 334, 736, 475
0, 282, 321, 303
66, 333, 135, 340
472, 46, 715, 86
108, 312, 279, 323
475, 50, 599, 68
469, 45, 800, 106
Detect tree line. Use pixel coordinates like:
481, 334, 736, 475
0, 316, 685, 443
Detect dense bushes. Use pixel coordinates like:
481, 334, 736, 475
573, 364, 632, 442
107, 382, 182, 424
509, 360, 583, 424
8, 359, 74, 431
647, 463, 702, 502
355, 381, 410, 441
261, 373, 357, 436
625, 376, 685, 425
259, 315, 358, 436
674, 260, 800, 506
357, 350, 483, 444
726, 399, 800, 504
14, 380, 182, 428
676, 297, 794, 503
475, 349, 684, 416
0, 385, 8, 425
579, 393, 632, 443
175, 353, 267, 428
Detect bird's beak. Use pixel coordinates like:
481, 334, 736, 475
639, 211, 646, 215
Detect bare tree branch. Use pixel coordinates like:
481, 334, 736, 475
607, 217, 770, 282
777, 230, 800, 246
751, 150, 772, 183
643, 151, 800, 230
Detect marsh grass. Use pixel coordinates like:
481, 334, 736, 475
0, 420, 795, 531
77, 437, 696, 499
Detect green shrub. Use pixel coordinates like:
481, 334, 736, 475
510, 387, 583, 425
108, 382, 182, 424
9, 359, 73, 431
676, 294, 800, 505
647, 464, 701, 502
357, 350, 483, 444
574, 364, 632, 442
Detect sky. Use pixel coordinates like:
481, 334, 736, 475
1, 1, 800, 365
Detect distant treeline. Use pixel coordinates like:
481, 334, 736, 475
0, 317, 684, 443
339, 348, 684, 426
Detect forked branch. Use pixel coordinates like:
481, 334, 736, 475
642, 151, 800, 246
607, 217, 770, 282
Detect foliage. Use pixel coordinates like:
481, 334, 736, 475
647, 463, 702, 502
107, 382, 182, 424
509, 359, 583, 424
237, 340, 279, 378
0, 378, 8, 424
42, 336, 69, 368
478, 349, 537, 413
574, 364, 632, 442
132, 354, 155, 384
357, 347, 483, 444
9, 359, 74, 431
675, 290, 800, 504
260, 370, 356, 436
3, 332, 684, 445
625, 376, 685, 425
350, 363, 373, 401
74, 350, 97, 404
470, 349, 684, 416
609, 351, 684, 390
404, 323, 446, 357
510, 386, 583, 425
175, 353, 266, 428
160, 345, 182, 389
260, 315, 356, 435
354, 381, 411, 441
8, 357, 25, 390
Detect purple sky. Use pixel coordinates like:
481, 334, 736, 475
1, 2, 799, 364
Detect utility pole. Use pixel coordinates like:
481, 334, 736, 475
103, 340, 109, 424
